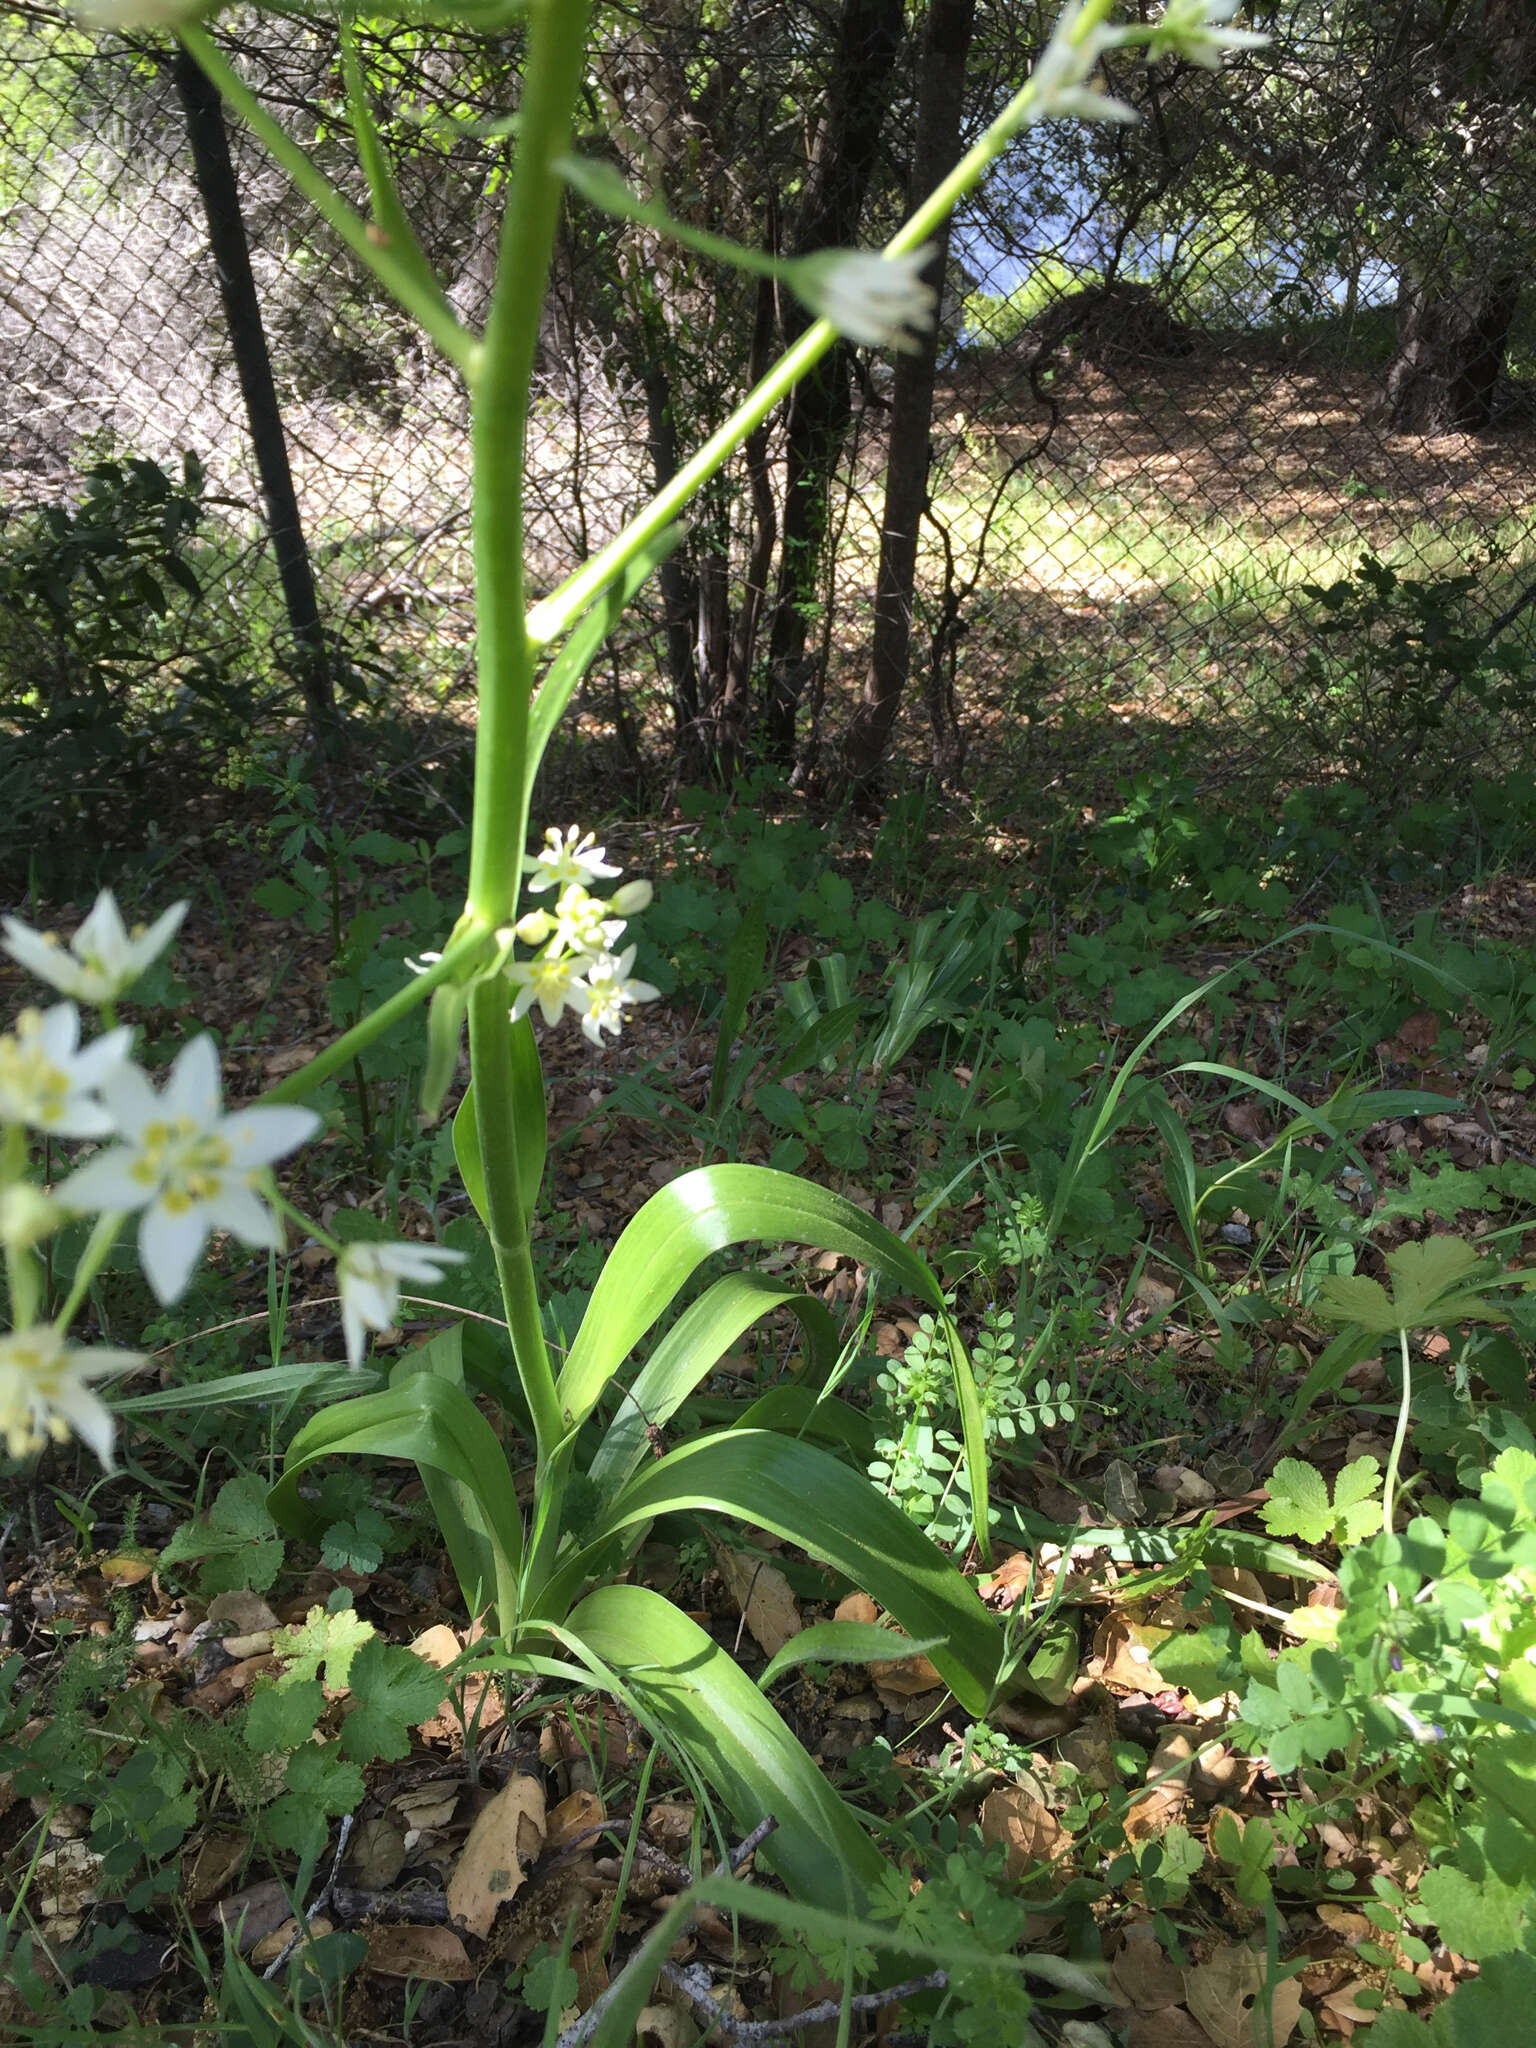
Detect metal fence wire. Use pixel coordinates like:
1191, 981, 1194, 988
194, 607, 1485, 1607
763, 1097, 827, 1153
2, 0, 1533, 824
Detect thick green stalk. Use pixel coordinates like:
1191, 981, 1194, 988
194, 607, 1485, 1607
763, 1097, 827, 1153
468, 981, 563, 1460
465, 0, 593, 926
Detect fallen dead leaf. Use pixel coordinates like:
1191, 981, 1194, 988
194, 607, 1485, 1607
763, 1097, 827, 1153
1129, 2008, 1219, 2048
636, 2004, 693, 2048
365, 1924, 473, 1982
549, 1788, 605, 1848
834, 1591, 879, 1627
1182, 1944, 1303, 2048
1112, 1923, 1187, 2011
212, 1879, 293, 1951
345, 1813, 407, 1890
447, 1774, 547, 1937
714, 1543, 803, 1660
184, 1831, 249, 1907
979, 1785, 1072, 1880
1092, 1610, 1174, 1692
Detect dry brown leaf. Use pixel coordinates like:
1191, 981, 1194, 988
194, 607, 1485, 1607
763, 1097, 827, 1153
1128, 2008, 1219, 2048
184, 1831, 249, 1906
1222, 1100, 1272, 1143
392, 1782, 461, 1837
212, 1879, 293, 1951
447, 1774, 547, 1937
208, 1591, 280, 1634
549, 1788, 604, 1847
1112, 1923, 1187, 2011
345, 1813, 407, 1890
714, 1544, 803, 1659
365, 1924, 473, 1981
635, 2004, 693, 2048
835, 1591, 879, 1626
1182, 1944, 1302, 2048
979, 1786, 1072, 1879
1092, 1610, 1174, 1692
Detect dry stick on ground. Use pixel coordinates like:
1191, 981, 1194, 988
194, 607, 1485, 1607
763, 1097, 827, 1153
262, 1811, 355, 1979
661, 1960, 950, 2040
553, 1816, 779, 2048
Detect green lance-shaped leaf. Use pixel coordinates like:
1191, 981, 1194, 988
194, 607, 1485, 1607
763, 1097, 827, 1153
556, 1165, 945, 1430
587, 1272, 839, 1498
267, 1361, 523, 1626
576, 1430, 1003, 1714
340, 25, 457, 337
563, 1584, 884, 1910
755, 1620, 947, 1692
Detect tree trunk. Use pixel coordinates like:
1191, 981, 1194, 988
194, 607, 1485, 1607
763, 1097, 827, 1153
843, 0, 977, 791
1384, 271, 1522, 434
759, 0, 905, 766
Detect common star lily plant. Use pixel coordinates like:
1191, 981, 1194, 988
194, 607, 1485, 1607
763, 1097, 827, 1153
2, 0, 1262, 1919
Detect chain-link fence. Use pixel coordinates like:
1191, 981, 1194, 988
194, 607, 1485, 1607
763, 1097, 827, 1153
3, 0, 1534, 858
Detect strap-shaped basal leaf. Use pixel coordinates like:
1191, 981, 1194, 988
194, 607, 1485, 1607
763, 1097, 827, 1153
586, 1430, 1002, 1714
556, 1165, 945, 1430
587, 1272, 839, 1497
267, 1366, 524, 1624
563, 1584, 884, 1910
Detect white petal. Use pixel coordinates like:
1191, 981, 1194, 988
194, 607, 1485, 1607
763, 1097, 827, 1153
97, 1059, 161, 1139
75, 888, 130, 965
164, 1035, 223, 1125
206, 1181, 281, 1249
74, 1023, 135, 1087
222, 1105, 320, 1170
136, 900, 189, 965
140, 1201, 209, 1303
49, 1383, 119, 1470
344, 1272, 397, 1330
1, 919, 90, 998
341, 1300, 368, 1370
63, 1148, 156, 1215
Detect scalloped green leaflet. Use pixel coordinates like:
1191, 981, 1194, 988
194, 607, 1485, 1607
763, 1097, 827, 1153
556, 1165, 945, 1431
582, 1429, 1003, 1713
587, 1271, 839, 1496
565, 1584, 885, 1909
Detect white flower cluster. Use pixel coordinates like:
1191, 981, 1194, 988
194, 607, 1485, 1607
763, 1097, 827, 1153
0, 888, 461, 1461
504, 826, 660, 1047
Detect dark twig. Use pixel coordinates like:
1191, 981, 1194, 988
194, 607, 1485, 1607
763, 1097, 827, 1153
552, 1816, 780, 2048
262, 1812, 354, 1979
661, 1959, 949, 2039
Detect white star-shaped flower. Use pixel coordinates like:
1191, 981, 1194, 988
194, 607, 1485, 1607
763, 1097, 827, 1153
522, 827, 623, 896
506, 949, 588, 1029
1007, 2, 1138, 131
795, 246, 940, 353
2, 890, 188, 1006
0, 1324, 142, 1471
336, 1240, 466, 1369
1147, 0, 1268, 68
573, 946, 660, 1047
61, 1035, 319, 1305
0, 1004, 132, 1137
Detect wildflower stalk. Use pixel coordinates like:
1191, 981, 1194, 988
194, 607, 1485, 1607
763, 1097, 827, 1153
465, 0, 592, 927
468, 979, 562, 1461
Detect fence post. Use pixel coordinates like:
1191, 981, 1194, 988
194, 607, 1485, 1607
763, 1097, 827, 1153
172, 44, 340, 745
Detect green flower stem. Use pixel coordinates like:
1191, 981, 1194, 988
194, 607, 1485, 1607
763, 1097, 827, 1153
1, 1123, 40, 1329
53, 1210, 127, 1334
1383, 1326, 1414, 1547
464, 0, 593, 927
525, 12, 1098, 652
178, 26, 476, 376
467, 979, 563, 1463
258, 922, 493, 1108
